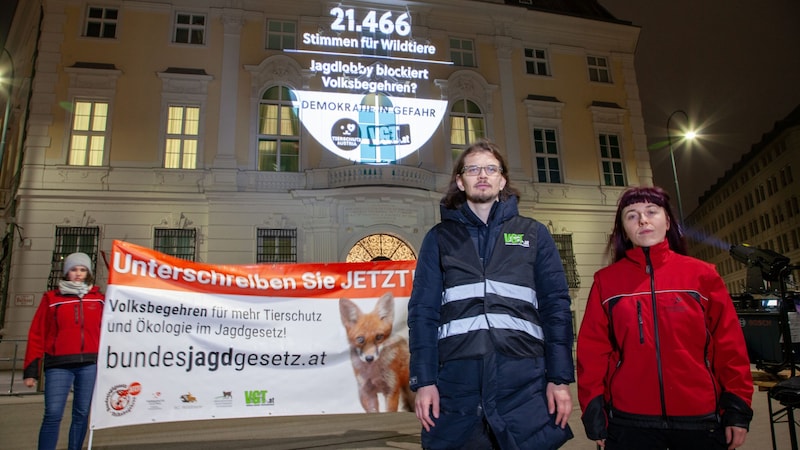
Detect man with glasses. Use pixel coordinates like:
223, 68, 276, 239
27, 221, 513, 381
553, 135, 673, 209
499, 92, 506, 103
408, 140, 575, 449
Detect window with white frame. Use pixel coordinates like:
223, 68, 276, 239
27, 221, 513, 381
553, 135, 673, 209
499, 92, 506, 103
48, 226, 99, 291
533, 128, 561, 183
257, 228, 297, 263
524, 48, 549, 76
450, 99, 486, 161
257, 86, 300, 172
174, 12, 206, 45
85, 6, 118, 38
266, 20, 296, 50
599, 133, 625, 186
164, 105, 199, 169
68, 100, 109, 166
587, 55, 611, 83
450, 38, 476, 67
154, 228, 196, 261
158, 68, 211, 170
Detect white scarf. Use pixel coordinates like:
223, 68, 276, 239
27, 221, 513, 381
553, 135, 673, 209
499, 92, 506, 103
59, 280, 91, 298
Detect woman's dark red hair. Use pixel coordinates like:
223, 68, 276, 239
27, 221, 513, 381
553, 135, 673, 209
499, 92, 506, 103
609, 186, 687, 262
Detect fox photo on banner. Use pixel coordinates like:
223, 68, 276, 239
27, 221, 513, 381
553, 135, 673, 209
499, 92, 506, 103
89, 240, 415, 434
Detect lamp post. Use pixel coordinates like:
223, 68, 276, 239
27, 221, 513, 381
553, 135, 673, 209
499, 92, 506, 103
666, 109, 694, 226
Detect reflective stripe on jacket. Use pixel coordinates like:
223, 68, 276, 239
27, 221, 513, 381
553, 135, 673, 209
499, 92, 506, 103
435, 215, 544, 361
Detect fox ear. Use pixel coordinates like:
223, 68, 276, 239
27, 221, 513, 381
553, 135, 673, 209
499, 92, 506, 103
339, 298, 360, 326
375, 292, 395, 323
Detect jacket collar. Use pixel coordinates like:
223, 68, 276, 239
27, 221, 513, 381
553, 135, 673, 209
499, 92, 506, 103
624, 239, 672, 269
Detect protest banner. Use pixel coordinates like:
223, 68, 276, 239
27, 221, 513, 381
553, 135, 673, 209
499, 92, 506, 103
89, 240, 416, 431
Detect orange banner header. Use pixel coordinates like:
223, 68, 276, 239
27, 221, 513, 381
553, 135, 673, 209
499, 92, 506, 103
108, 240, 416, 299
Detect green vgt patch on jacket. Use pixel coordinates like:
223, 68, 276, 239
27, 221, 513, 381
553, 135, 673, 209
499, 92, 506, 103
504, 233, 530, 248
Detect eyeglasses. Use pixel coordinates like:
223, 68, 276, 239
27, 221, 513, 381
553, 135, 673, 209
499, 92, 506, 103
461, 165, 502, 176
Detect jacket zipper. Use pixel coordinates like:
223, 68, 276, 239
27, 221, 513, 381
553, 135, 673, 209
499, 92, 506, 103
643, 247, 668, 424
79, 297, 86, 354
637, 301, 644, 344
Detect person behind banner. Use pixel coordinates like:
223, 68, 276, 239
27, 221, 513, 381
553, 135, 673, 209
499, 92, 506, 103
576, 186, 753, 450
23, 252, 105, 450
408, 140, 575, 449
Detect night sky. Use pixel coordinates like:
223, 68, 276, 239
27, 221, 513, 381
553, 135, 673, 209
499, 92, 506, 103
600, 0, 800, 214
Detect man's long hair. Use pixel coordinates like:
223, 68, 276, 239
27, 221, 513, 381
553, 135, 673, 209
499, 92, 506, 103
441, 140, 520, 209
609, 186, 687, 262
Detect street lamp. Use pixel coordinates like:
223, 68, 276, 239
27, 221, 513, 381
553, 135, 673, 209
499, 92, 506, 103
666, 109, 696, 226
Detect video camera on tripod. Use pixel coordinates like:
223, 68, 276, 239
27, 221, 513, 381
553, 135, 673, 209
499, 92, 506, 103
731, 244, 798, 375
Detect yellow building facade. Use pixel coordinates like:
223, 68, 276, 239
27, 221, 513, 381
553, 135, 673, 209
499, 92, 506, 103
0, 1, 648, 354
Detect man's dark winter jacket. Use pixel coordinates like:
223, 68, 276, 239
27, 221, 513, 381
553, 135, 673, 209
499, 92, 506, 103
577, 240, 753, 440
24, 286, 105, 379
408, 197, 575, 449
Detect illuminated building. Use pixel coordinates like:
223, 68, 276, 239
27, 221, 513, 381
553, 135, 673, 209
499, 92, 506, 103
0, 1, 648, 344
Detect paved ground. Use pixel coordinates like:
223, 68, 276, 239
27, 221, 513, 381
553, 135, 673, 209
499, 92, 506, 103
1, 369, 795, 449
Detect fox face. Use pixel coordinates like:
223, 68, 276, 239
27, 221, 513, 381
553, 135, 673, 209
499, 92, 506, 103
339, 292, 395, 363
339, 292, 414, 413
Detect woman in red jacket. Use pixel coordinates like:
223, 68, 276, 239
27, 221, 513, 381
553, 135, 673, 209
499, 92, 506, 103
577, 187, 753, 450
23, 252, 105, 450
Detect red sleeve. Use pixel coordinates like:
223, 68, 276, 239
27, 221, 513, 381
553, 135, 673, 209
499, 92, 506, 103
23, 292, 51, 379
704, 269, 753, 407
576, 277, 613, 411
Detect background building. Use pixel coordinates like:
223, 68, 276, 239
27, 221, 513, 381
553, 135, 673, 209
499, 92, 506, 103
687, 105, 800, 296
0, 0, 648, 358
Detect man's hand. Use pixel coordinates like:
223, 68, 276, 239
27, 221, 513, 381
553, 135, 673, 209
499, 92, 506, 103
415, 384, 440, 432
24, 377, 36, 388
546, 382, 572, 429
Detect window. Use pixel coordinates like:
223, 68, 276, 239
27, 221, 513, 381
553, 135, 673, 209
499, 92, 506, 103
450, 38, 476, 67
164, 105, 199, 169
346, 234, 417, 262
154, 228, 196, 261
587, 56, 611, 83
450, 99, 486, 161
599, 133, 625, 186
360, 29, 389, 57
266, 20, 296, 50
85, 6, 118, 38
533, 128, 561, 183
174, 13, 206, 45
258, 86, 300, 172
68, 100, 109, 166
524, 48, 549, 76
48, 227, 100, 291
553, 234, 580, 289
257, 228, 297, 263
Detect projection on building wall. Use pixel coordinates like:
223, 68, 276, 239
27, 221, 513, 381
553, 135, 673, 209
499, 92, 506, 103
288, 6, 451, 164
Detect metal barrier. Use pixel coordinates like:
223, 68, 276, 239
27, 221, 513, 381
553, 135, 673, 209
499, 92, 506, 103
0, 338, 39, 395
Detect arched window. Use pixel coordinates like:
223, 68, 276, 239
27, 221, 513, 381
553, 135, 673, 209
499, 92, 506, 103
346, 234, 417, 262
257, 86, 299, 171
449, 99, 485, 161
